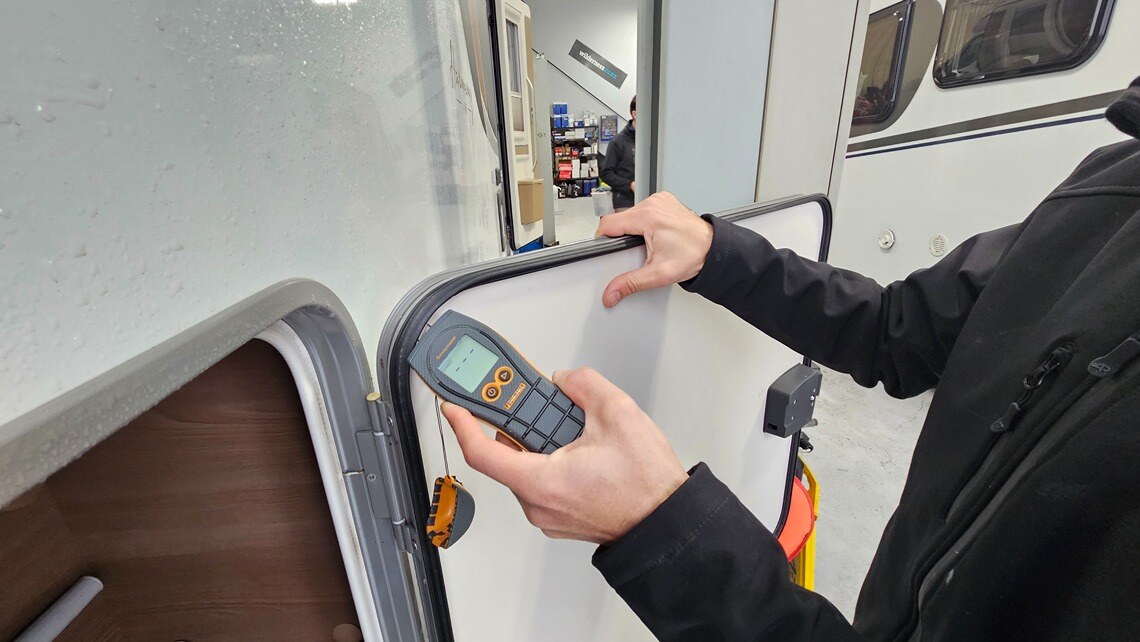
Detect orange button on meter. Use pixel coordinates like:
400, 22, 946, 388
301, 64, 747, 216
495, 366, 514, 384
482, 383, 501, 402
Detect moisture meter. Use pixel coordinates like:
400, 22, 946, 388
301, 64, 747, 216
409, 310, 586, 454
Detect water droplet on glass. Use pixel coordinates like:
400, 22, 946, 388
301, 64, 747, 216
36, 105, 57, 122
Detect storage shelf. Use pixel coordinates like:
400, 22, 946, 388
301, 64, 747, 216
550, 118, 600, 195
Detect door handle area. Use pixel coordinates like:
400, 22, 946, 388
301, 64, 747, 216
764, 365, 823, 438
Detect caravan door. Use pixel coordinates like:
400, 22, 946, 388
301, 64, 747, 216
375, 195, 831, 640
493, 0, 542, 251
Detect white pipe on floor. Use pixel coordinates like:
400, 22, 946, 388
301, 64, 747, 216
15, 576, 103, 642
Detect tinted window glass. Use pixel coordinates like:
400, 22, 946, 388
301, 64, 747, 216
934, 0, 1113, 87
854, 2, 912, 124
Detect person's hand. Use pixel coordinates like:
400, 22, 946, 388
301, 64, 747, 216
595, 192, 713, 308
630, 180, 637, 192
442, 367, 688, 545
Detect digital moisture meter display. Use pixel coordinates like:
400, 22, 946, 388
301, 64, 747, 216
410, 310, 586, 455
439, 335, 499, 393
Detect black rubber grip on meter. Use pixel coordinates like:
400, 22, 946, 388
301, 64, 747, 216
409, 310, 585, 454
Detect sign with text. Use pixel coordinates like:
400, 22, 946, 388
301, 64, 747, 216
569, 40, 627, 89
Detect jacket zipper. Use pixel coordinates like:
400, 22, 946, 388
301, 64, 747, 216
944, 342, 1077, 527
894, 335, 1140, 641
1087, 331, 1140, 377
989, 342, 1076, 433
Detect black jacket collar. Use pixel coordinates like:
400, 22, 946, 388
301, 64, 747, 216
1107, 76, 1140, 140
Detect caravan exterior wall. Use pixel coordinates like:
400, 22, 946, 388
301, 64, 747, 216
1, 1, 510, 636
833, 0, 1138, 283
0, 0, 502, 431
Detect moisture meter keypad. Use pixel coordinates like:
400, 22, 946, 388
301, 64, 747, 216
505, 377, 585, 454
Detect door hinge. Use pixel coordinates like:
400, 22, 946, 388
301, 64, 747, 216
365, 394, 418, 553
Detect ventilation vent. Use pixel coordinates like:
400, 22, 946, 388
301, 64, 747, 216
929, 234, 948, 257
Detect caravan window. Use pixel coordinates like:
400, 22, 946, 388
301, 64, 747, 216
853, 1, 912, 125
934, 0, 1114, 87
506, 19, 525, 133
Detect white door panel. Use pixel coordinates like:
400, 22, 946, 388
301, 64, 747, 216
403, 199, 827, 640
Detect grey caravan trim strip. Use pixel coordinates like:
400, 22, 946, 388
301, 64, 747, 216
0, 279, 423, 642
377, 193, 833, 641
847, 90, 1123, 155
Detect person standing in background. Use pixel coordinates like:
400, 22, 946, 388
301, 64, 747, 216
601, 96, 636, 212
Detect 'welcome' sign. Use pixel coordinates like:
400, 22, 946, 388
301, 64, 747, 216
569, 40, 627, 89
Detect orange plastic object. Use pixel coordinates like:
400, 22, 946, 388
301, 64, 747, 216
778, 477, 816, 561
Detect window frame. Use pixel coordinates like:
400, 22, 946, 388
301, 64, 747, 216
853, 0, 915, 126
932, 0, 1117, 89
505, 18, 526, 135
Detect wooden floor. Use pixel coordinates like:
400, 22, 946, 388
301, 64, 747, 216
0, 341, 361, 641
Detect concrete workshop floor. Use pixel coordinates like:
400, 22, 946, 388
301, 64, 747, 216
552, 195, 604, 244
806, 368, 929, 619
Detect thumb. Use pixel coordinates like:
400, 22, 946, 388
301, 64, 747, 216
603, 263, 667, 308
441, 402, 540, 489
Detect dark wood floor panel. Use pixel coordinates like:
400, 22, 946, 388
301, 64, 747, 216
0, 341, 360, 641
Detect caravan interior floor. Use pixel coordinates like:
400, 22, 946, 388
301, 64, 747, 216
0, 342, 360, 641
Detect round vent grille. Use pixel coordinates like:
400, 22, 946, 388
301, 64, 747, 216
929, 234, 948, 257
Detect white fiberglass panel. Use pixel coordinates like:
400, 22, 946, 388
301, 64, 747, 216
410, 201, 826, 641
0, 0, 501, 427
834, 116, 1129, 284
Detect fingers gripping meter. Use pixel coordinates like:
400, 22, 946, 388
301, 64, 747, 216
410, 310, 586, 454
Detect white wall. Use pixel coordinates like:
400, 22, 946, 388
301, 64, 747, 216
540, 62, 630, 145
0, 0, 502, 427
528, 0, 637, 124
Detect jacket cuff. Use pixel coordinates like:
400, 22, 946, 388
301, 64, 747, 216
680, 214, 769, 300
592, 462, 735, 588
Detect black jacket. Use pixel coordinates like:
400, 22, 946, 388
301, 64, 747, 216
601, 123, 636, 209
594, 81, 1140, 641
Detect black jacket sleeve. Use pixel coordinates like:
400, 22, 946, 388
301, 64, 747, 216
594, 464, 862, 641
682, 214, 1023, 398
600, 138, 632, 191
